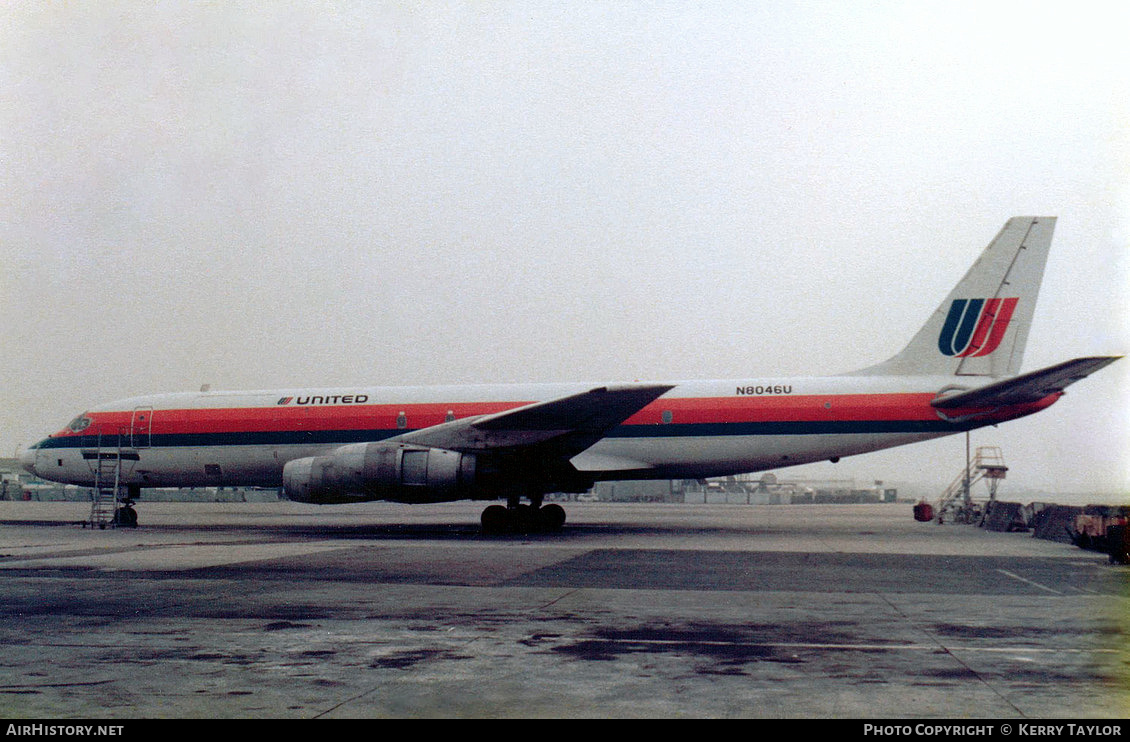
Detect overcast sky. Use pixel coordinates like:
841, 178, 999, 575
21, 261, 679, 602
2, 2, 1127, 499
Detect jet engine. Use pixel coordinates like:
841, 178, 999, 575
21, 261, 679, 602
282, 442, 480, 504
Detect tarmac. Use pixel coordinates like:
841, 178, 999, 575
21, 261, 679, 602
0, 500, 1126, 719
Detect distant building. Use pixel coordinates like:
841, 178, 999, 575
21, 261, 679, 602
594, 473, 897, 504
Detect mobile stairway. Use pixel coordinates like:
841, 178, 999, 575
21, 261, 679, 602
935, 446, 1008, 525
87, 431, 138, 528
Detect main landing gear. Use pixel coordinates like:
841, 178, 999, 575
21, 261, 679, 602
480, 501, 567, 534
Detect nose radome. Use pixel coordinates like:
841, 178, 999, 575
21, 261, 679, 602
18, 447, 37, 476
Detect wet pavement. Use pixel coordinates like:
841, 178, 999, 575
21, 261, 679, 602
0, 501, 1126, 718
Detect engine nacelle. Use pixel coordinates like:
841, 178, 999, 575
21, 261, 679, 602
282, 442, 479, 504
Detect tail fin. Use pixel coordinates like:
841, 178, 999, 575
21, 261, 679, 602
852, 217, 1056, 378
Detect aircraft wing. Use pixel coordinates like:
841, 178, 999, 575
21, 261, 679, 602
389, 383, 675, 459
931, 356, 1121, 409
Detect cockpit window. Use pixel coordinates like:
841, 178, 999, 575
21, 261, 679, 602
67, 414, 92, 433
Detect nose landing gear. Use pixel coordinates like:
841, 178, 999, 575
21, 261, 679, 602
115, 501, 138, 528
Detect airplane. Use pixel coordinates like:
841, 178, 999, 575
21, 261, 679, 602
20, 217, 1120, 531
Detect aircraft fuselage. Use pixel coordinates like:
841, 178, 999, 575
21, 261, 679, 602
22, 375, 1058, 497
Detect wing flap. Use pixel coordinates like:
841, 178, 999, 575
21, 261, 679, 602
569, 451, 657, 473
931, 356, 1121, 409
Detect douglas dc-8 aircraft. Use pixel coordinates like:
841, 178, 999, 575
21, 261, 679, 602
21, 217, 1120, 530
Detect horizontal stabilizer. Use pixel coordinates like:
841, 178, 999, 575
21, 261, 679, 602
931, 356, 1121, 409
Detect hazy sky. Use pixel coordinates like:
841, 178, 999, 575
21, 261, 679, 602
3, 2, 1127, 497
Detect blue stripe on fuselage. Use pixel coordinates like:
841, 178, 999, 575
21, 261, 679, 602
30, 418, 969, 451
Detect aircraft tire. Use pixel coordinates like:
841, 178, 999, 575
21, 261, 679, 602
480, 503, 566, 533
481, 505, 510, 533
540, 503, 566, 530
117, 506, 138, 528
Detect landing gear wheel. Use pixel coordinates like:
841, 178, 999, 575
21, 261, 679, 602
479, 503, 567, 534
116, 504, 138, 528
481, 505, 510, 533
540, 503, 566, 531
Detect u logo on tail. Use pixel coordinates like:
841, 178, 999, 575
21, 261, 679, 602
938, 298, 1019, 357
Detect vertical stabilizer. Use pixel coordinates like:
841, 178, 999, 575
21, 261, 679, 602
852, 217, 1055, 378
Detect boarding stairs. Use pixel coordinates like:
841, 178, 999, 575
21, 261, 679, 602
935, 446, 1008, 524
89, 431, 127, 529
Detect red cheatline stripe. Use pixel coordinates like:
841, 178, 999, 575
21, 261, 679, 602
54, 393, 946, 439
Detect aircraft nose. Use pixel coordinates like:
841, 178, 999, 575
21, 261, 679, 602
18, 447, 38, 476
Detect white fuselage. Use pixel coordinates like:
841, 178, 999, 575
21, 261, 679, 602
22, 374, 1057, 493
